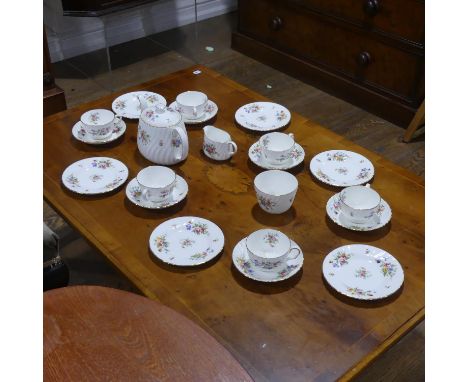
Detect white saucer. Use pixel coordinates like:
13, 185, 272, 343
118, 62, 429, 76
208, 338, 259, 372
310, 150, 374, 187
72, 119, 126, 145
323, 244, 404, 300
235, 102, 291, 131
326, 193, 392, 231
62, 157, 129, 195
149, 216, 224, 266
232, 237, 304, 282
125, 176, 188, 209
248, 140, 305, 170
112, 91, 167, 119
168, 100, 218, 124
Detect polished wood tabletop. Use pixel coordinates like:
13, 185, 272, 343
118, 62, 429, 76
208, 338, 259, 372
44, 285, 253, 381
43, 66, 424, 382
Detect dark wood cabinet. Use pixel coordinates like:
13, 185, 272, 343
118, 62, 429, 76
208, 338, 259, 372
61, 0, 157, 17
44, 27, 66, 118
233, 0, 425, 127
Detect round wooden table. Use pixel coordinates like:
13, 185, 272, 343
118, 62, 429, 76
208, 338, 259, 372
44, 286, 253, 381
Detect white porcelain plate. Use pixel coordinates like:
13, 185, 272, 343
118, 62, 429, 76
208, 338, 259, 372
323, 244, 404, 300
248, 140, 305, 170
149, 217, 224, 266
235, 102, 291, 131
232, 237, 304, 282
126, 176, 188, 209
326, 193, 392, 231
310, 150, 374, 187
169, 100, 218, 124
62, 157, 129, 195
112, 91, 167, 119
72, 119, 126, 144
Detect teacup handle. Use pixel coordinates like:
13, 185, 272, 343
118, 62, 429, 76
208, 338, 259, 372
287, 247, 301, 260
288, 133, 295, 140
228, 141, 238, 154
114, 115, 122, 125
193, 106, 198, 117
142, 189, 151, 201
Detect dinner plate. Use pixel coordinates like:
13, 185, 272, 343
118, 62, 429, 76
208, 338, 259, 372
323, 244, 404, 300
310, 150, 374, 187
62, 157, 128, 195
149, 217, 224, 266
72, 119, 126, 144
232, 237, 303, 282
126, 176, 188, 209
235, 102, 291, 131
112, 91, 167, 119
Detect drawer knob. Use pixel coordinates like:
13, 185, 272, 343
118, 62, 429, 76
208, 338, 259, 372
363, 0, 380, 16
357, 51, 372, 67
269, 16, 283, 31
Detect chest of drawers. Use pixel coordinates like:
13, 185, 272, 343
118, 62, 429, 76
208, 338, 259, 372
232, 0, 425, 127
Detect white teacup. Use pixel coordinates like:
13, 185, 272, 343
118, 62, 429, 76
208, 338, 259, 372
176, 91, 208, 120
339, 184, 381, 224
136, 166, 176, 203
254, 170, 298, 214
246, 229, 300, 272
203, 125, 237, 160
80, 109, 120, 140
260, 132, 295, 165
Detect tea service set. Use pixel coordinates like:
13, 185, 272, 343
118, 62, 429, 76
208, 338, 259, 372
62, 88, 402, 299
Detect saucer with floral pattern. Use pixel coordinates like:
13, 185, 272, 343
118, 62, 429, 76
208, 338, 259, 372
72, 119, 126, 145
62, 157, 128, 195
248, 140, 305, 170
323, 244, 404, 300
149, 216, 224, 266
326, 193, 392, 231
125, 176, 188, 209
232, 237, 303, 282
168, 100, 218, 124
310, 150, 374, 187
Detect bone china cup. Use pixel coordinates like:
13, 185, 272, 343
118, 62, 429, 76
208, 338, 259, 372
176, 91, 208, 120
339, 184, 381, 224
260, 132, 295, 165
80, 109, 119, 140
246, 229, 300, 272
136, 166, 176, 203
254, 170, 298, 214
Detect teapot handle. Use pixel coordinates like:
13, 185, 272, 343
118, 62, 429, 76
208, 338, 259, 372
172, 126, 188, 161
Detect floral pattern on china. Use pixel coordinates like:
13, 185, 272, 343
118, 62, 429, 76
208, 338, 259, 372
111, 91, 167, 119
232, 237, 304, 283
235, 102, 291, 131
248, 141, 305, 170
149, 216, 224, 266
61, 157, 128, 195
326, 192, 392, 232
310, 150, 375, 187
322, 244, 404, 300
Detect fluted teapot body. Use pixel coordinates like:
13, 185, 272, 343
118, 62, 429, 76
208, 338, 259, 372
137, 105, 189, 165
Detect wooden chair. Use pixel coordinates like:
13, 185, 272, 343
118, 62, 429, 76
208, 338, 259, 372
403, 100, 425, 143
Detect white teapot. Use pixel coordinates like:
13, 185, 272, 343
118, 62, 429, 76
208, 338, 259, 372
137, 104, 189, 165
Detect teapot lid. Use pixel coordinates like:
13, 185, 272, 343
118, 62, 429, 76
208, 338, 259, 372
141, 104, 181, 127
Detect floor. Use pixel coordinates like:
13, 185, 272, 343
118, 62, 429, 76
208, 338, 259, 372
45, 12, 424, 381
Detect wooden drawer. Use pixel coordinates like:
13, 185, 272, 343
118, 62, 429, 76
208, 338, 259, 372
293, 0, 425, 45
239, 0, 423, 101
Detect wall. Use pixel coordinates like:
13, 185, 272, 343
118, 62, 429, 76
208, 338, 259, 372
44, 0, 237, 62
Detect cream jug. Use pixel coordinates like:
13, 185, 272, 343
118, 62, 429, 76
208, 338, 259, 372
137, 104, 189, 165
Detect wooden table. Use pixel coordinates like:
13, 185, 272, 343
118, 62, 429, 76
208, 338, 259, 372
44, 66, 425, 382
44, 286, 253, 381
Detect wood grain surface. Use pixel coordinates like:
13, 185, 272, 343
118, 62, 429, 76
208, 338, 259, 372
43, 66, 425, 382
44, 285, 253, 381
